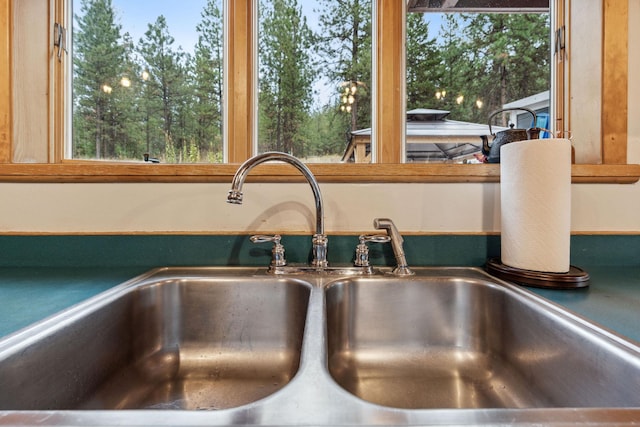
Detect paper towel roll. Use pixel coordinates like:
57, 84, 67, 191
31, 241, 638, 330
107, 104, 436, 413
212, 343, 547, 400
500, 138, 572, 273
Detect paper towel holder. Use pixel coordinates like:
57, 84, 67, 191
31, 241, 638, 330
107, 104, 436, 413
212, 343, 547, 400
485, 257, 590, 289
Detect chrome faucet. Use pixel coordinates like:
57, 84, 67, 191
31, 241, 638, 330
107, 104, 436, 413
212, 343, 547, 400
227, 152, 328, 269
374, 218, 414, 276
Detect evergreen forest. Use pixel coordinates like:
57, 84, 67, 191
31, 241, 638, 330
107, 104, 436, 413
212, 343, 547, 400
72, 0, 550, 163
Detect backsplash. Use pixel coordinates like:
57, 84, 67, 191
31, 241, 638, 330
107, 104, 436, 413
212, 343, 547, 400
0, 234, 638, 268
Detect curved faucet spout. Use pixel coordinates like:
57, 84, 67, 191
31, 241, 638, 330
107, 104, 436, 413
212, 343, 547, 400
227, 152, 328, 268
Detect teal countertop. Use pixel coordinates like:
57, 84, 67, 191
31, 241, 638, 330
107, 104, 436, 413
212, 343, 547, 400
527, 266, 640, 344
1, 265, 638, 344
0, 267, 148, 338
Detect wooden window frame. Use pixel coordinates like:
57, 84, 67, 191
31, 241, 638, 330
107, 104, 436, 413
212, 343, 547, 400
0, 0, 638, 183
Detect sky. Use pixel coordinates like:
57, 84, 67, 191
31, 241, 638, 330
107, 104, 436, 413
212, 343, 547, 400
101, 0, 327, 54
110, 0, 205, 53
97, 1, 445, 56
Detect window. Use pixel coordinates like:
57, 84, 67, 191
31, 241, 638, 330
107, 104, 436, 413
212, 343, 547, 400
0, 0, 637, 182
257, 0, 372, 163
345, 3, 551, 164
72, 0, 224, 163
69, 0, 550, 165
404, 9, 550, 164
70, 0, 375, 164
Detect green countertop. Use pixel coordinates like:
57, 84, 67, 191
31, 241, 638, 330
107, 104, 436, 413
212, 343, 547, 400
0, 267, 148, 338
527, 266, 640, 345
1, 265, 639, 344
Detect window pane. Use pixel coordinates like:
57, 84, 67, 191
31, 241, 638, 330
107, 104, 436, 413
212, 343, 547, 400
71, 0, 224, 163
257, 0, 372, 163
404, 8, 550, 164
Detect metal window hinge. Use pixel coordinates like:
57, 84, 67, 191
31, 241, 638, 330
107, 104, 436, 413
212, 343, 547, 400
54, 22, 68, 61
555, 25, 566, 58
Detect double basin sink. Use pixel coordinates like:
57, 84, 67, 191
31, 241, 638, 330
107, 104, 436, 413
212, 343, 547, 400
0, 267, 639, 425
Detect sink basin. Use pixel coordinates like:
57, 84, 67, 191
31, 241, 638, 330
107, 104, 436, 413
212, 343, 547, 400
0, 269, 311, 410
326, 276, 640, 409
1, 267, 638, 426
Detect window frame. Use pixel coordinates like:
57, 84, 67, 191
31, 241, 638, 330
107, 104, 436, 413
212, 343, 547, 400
0, 0, 638, 183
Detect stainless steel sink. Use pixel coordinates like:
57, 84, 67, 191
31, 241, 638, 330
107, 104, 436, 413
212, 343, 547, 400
1, 267, 639, 426
326, 274, 640, 410
0, 268, 311, 410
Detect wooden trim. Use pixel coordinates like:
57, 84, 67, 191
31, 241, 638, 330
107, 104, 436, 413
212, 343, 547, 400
374, 0, 404, 164
552, 0, 567, 136
51, 0, 66, 163
12, 0, 49, 163
1, 0, 636, 182
225, 0, 254, 163
570, 164, 640, 183
0, 0, 11, 163
601, 0, 628, 164
0, 163, 637, 184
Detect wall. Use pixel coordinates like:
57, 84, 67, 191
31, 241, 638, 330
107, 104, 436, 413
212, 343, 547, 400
0, 2, 638, 235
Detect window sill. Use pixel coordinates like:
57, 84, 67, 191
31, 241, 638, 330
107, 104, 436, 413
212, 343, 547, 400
0, 163, 638, 183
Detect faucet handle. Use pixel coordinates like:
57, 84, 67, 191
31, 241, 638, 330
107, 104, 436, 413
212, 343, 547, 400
354, 234, 391, 267
250, 234, 287, 267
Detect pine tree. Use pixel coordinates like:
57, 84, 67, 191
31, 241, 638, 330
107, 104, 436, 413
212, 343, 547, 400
406, 13, 440, 110
258, 0, 315, 156
301, 106, 348, 157
316, 0, 372, 133
73, 0, 126, 159
138, 15, 190, 159
462, 13, 550, 123
113, 32, 147, 160
194, 0, 224, 162
405, 12, 550, 124
434, 14, 471, 119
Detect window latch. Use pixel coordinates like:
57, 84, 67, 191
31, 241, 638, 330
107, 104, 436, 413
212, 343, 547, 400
54, 23, 67, 61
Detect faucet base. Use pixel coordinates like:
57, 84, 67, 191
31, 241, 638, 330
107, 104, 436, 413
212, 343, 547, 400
392, 265, 415, 276
265, 265, 380, 276
311, 234, 329, 268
